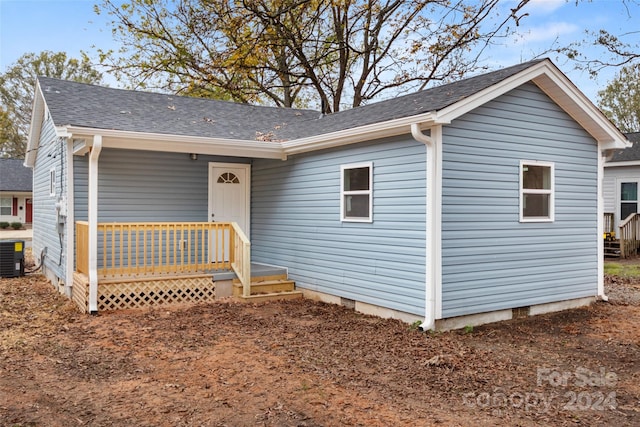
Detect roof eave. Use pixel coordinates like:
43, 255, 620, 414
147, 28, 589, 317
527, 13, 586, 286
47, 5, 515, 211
281, 111, 439, 155
603, 160, 640, 168
64, 126, 284, 159
64, 111, 440, 159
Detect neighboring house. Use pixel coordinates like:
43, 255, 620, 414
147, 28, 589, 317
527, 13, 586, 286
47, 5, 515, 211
0, 158, 33, 225
25, 58, 629, 330
603, 132, 640, 227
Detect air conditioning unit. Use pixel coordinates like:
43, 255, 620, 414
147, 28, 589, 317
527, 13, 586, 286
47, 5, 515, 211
0, 240, 25, 278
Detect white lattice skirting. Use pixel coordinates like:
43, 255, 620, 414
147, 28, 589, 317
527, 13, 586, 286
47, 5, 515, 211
72, 273, 215, 312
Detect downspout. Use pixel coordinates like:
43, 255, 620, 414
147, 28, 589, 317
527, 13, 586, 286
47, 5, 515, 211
65, 138, 75, 298
597, 147, 607, 301
88, 136, 102, 314
411, 123, 442, 331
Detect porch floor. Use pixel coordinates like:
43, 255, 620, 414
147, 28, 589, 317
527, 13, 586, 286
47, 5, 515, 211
212, 263, 288, 281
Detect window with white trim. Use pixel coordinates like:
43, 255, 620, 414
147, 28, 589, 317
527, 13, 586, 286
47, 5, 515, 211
50, 167, 56, 197
520, 161, 554, 222
0, 197, 11, 216
620, 181, 639, 221
341, 162, 373, 222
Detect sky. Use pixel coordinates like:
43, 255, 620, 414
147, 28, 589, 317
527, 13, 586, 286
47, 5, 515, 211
0, 0, 639, 104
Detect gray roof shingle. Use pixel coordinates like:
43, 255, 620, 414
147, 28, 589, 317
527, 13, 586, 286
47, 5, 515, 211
38, 58, 546, 141
609, 132, 640, 162
0, 158, 32, 192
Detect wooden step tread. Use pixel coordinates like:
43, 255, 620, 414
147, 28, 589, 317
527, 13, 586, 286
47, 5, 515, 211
236, 290, 303, 303
232, 279, 296, 297
232, 274, 287, 284
234, 279, 295, 287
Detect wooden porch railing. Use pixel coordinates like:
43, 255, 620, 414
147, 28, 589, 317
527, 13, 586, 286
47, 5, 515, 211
619, 213, 640, 258
231, 223, 251, 297
76, 221, 89, 275
76, 221, 250, 280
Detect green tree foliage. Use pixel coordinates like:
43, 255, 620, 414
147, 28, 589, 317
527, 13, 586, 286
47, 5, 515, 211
598, 63, 640, 133
0, 51, 102, 158
96, 0, 531, 112
0, 107, 22, 158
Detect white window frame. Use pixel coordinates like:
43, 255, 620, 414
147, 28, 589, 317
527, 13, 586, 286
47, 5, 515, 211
519, 160, 554, 222
617, 178, 640, 224
340, 162, 373, 223
0, 196, 12, 216
50, 167, 56, 197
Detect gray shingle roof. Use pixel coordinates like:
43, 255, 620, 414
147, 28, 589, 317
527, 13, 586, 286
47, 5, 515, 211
609, 132, 640, 162
37, 77, 320, 141
0, 158, 32, 192
38, 58, 547, 141
277, 59, 546, 139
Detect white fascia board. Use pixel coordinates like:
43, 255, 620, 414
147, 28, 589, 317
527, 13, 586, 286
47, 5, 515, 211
435, 59, 630, 151
435, 61, 555, 123
603, 160, 640, 168
64, 126, 284, 159
24, 82, 45, 168
281, 111, 438, 155
63, 112, 439, 160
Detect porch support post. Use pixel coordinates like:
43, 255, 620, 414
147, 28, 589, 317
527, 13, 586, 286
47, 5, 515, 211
88, 135, 102, 313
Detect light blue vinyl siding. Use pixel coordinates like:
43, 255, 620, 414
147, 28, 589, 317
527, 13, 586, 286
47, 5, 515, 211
74, 149, 249, 222
32, 116, 66, 279
441, 82, 599, 318
252, 136, 427, 315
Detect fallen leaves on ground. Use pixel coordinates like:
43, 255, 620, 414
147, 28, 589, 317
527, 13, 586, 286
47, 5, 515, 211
0, 274, 638, 426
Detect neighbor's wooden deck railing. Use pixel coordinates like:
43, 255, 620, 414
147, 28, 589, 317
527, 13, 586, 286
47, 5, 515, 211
604, 212, 614, 235
76, 221, 250, 280
619, 213, 640, 258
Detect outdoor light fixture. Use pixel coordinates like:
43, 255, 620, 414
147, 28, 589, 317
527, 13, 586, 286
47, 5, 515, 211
190, 153, 198, 160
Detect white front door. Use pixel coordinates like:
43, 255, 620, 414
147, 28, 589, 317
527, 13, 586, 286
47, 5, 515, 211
208, 163, 250, 261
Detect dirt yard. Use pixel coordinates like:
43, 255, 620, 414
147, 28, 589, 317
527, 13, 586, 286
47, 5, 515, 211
1, 271, 638, 426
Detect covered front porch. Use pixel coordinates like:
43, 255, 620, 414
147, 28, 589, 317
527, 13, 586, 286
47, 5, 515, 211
72, 221, 300, 312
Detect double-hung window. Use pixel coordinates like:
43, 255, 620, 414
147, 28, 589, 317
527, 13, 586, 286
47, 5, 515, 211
341, 162, 373, 222
520, 161, 554, 222
0, 197, 11, 216
620, 182, 638, 221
